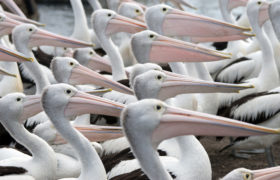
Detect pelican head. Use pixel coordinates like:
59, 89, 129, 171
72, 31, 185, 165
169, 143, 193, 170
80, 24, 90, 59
42, 84, 125, 120
51, 57, 133, 94
0, 93, 41, 124
129, 63, 162, 87
118, 2, 145, 22
145, 4, 253, 42
131, 30, 232, 64
92, 9, 146, 37
122, 99, 280, 149
73, 48, 111, 73
247, 0, 270, 28
12, 24, 94, 49
222, 166, 280, 180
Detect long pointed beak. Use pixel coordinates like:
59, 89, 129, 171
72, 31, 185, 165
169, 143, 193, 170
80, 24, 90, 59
150, 35, 232, 63
152, 106, 280, 144
0, 67, 16, 77
106, 14, 147, 35
0, 14, 21, 36
252, 166, 280, 179
87, 54, 112, 73
70, 64, 133, 94
0, 45, 33, 62
52, 125, 123, 144
162, 8, 254, 42
20, 95, 42, 123
4, 10, 45, 26
157, 73, 254, 100
258, 1, 270, 26
135, 14, 145, 23
0, 0, 26, 17
29, 28, 94, 48
65, 91, 125, 118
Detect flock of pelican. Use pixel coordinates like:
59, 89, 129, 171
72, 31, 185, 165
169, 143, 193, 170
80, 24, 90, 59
1, 0, 280, 179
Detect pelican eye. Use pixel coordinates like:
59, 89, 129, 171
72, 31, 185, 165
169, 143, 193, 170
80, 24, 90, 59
162, 7, 167, 12
135, 9, 140, 13
28, 28, 33, 32
65, 89, 72, 94
16, 97, 22, 102
257, 1, 262, 5
155, 104, 162, 111
69, 62, 74, 66
89, 51, 94, 55
108, 13, 112, 17
64, 47, 67, 50
243, 172, 251, 180
156, 75, 162, 80
149, 34, 155, 39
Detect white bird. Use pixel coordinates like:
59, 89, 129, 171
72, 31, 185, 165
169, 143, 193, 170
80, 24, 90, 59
118, 99, 280, 180
41, 83, 126, 179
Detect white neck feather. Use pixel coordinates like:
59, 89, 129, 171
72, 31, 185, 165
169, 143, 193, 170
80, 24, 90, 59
53, 114, 106, 180
70, 0, 91, 42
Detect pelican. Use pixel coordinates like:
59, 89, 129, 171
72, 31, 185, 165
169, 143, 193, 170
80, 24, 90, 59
0, 23, 94, 146
92, 9, 146, 81
217, 0, 279, 115
117, 99, 280, 179
222, 166, 280, 180
0, 93, 56, 179
0, 0, 26, 17
41, 83, 126, 179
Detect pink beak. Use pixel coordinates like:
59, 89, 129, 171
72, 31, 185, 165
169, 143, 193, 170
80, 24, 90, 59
70, 64, 133, 95
20, 95, 42, 123
0, 13, 21, 36
252, 166, 280, 180
150, 35, 232, 63
157, 72, 254, 100
0, 0, 26, 17
152, 106, 280, 144
258, 1, 270, 27
87, 54, 112, 73
29, 28, 94, 48
64, 91, 125, 118
0, 45, 33, 62
53, 125, 123, 145
162, 8, 254, 42
4, 10, 45, 26
106, 13, 147, 35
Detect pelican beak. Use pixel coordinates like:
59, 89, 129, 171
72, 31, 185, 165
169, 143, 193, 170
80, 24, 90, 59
29, 28, 94, 48
0, 14, 21, 36
258, 1, 270, 27
157, 72, 254, 100
65, 91, 125, 118
87, 54, 112, 73
228, 0, 248, 11
106, 14, 147, 35
252, 166, 280, 179
52, 125, 123, 144
0, 0, 26, 17
135, 14, 145, 23
150, 35, 232, 63
4, 10, 45, 27
0, 67, 16, 77
69, 64, 134, 95
0, 45, 33, 62
20, 95, 42, 123
152, 106, 280, 144
162, 8, 254, 42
